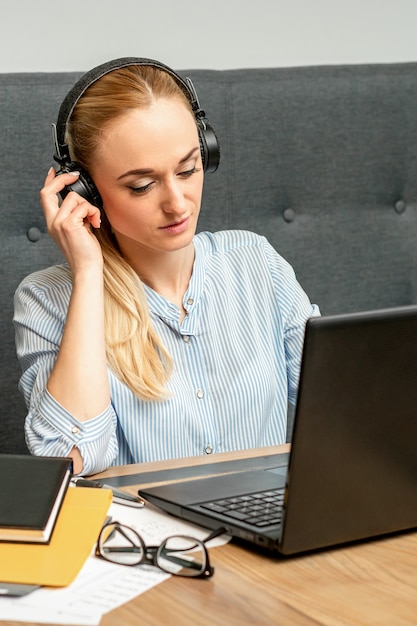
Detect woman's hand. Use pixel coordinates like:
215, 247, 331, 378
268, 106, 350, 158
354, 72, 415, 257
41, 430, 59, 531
40, 167, 103, 273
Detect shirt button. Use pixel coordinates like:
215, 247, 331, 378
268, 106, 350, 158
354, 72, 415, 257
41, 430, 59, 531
205, 444, 213, 454
186, 297, 194, 306
196, 389, 205, 399
183, 335, 190, 343
71, 426, 80, 435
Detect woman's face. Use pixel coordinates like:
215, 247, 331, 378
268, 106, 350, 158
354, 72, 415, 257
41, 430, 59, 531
90, 97, 204, 258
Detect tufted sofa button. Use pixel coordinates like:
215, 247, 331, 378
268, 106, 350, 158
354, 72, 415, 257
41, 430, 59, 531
394, 200, 406, 214
27, 227, 42, 242
283, 208, 295, 223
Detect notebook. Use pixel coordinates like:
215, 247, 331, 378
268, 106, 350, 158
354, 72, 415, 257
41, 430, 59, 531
0, 455, 72, 543
140, 305, 417, 555
0, 486, 112, 586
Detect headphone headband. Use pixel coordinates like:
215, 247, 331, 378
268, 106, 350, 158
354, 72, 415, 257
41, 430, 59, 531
53, 57, 220, 204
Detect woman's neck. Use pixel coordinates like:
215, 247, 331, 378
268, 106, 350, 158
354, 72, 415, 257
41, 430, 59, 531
122, 242, 196, 315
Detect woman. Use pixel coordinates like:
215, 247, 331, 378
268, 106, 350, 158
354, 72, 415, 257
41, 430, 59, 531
14, 58, 319, 475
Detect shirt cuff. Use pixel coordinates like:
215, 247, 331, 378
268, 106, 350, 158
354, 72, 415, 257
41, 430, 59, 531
41, 389, 113, 443
27, 389, 118, 474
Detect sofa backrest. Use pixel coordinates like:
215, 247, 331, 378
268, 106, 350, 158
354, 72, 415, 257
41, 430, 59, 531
2, 62, 417, 453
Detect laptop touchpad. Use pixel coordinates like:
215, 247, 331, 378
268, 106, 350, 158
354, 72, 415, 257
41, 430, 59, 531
266, 466, 288, 478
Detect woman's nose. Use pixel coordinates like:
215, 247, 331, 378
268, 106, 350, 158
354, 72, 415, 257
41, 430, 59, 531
160, 179, 187, 214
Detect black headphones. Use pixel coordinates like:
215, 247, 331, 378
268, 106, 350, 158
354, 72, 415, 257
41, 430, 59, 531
52, 57, 220, 208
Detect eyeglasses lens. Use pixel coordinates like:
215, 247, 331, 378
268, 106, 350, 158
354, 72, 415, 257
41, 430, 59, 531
100, 523, 144, 565
157, 536, 206, 576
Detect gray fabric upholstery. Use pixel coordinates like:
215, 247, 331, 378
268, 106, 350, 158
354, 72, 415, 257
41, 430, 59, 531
2, 63, 417, 454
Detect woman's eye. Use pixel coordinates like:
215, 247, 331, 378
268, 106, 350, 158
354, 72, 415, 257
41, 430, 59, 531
129, 182, 154, 194
127, 167, 201, 194
179, 166, 201, 178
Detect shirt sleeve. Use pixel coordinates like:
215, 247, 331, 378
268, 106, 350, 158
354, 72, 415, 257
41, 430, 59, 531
263, 240, 320, 405
13, 269, 118, 474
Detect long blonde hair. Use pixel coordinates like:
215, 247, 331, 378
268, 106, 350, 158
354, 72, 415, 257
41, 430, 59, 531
67, 65, 193, 400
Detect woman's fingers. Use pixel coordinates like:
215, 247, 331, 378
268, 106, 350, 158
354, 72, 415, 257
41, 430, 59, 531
40, 169, 80, 219
43, 166, 79, 192
40, 167, 103, 270
41, 168, 101, 228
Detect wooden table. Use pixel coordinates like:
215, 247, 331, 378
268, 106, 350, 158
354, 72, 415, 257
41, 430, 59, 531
4, 444, 417, 625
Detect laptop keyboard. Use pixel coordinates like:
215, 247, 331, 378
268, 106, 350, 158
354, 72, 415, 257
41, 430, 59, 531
199, 488, 285, 527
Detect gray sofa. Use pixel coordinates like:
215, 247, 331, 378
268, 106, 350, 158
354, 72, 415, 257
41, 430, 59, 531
2, 62, 417, 455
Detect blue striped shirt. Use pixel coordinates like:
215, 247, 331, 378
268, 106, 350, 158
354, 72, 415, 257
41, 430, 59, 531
14, 230, 319, 474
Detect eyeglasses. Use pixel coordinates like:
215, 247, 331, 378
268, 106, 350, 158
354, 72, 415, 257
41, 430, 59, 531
96, 521, 227, 578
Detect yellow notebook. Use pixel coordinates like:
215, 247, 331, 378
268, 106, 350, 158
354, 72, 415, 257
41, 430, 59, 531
0, 486, 112, 587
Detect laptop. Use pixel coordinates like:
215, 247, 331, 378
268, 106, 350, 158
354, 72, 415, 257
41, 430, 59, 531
140, 305, 417, 555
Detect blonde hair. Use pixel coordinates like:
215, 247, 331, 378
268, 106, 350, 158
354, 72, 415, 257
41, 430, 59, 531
67, 65, 193, 399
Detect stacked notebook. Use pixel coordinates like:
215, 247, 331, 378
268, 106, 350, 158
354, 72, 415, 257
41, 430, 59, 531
0, 454, 112, 587
0, 454, 72, 543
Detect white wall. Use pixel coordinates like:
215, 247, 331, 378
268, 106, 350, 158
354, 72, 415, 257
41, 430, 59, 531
1, 0, 417, 72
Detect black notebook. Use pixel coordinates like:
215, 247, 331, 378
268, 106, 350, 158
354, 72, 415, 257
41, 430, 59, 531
0, 455, 72, 543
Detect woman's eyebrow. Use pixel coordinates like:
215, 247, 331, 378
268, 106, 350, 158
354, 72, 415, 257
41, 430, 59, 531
117, 147, 200, 180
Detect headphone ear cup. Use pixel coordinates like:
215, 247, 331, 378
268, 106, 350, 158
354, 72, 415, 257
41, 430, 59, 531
58, 162, 103, 208
198, 121, 220, 174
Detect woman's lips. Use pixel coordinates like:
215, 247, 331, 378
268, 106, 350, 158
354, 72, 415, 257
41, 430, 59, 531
160, 216, 190, 234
